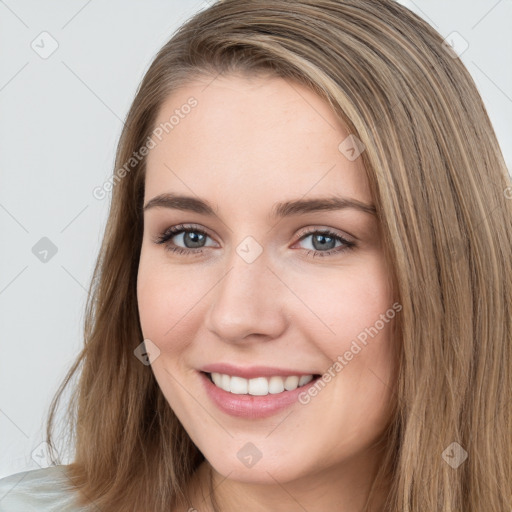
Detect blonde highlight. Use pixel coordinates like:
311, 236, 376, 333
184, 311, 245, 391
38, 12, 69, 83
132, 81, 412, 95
46, 1, 512, 510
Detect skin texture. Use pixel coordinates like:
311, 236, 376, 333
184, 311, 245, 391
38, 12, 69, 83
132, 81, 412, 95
137, 73, 399, 512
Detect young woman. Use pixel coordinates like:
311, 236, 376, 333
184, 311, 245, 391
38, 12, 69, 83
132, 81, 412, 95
1, 1, 510, 511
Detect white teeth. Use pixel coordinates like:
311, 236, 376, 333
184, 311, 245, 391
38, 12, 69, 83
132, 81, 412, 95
229, 376, 248, 394
209, 372, 315, 396
221, 373, 230, 391
268, 376, 285, 394
284, 375, 299, 390
248, 377, 268, 396
299, 375, 313, 386
211, 372, 222, 387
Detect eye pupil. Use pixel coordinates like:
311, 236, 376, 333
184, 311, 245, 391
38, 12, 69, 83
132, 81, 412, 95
312, 234, 336, 251
184, 231, 206, 248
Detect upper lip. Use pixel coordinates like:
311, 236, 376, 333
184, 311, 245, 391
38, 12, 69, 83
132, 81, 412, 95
200, 363, 318, 379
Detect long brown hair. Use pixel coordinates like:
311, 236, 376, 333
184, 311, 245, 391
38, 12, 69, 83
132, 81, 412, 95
47, 1, 512, 510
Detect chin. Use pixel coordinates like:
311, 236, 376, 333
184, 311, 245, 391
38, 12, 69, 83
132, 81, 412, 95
203, 445, 316, 485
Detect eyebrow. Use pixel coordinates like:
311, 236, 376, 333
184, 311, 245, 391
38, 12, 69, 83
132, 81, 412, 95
143, 193, 376, 218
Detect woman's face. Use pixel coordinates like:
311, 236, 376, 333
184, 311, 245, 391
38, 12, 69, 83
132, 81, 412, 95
137, 73, 398, 485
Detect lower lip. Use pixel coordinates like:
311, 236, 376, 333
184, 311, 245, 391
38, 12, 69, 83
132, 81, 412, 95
200, 371, 320, 419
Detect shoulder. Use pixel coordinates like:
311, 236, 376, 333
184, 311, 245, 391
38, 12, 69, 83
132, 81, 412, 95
0, 465, 89, 512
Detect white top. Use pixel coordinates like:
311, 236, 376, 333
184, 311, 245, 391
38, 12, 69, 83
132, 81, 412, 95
0, 466, 88, 511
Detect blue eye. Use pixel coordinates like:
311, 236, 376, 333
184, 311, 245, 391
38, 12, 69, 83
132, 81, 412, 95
153, 224, 356, 258
296, 229, 355, 258
154, 224, 213, 255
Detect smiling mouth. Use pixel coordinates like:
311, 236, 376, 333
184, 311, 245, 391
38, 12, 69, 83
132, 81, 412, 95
203, 371, 321, 396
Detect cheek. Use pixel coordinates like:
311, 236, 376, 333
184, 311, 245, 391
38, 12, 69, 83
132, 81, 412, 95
290, 256, 398, 414
137, 253, 216, 356
289, 259, 395, 352
137, 255, 184, 348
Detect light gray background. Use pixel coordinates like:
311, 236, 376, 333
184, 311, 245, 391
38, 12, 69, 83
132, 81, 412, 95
1, 0, 511, 478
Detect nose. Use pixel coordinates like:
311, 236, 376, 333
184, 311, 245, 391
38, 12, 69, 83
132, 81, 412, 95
204, 250, 288, 343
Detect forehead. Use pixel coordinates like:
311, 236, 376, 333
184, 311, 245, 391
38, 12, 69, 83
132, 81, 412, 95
144, 74, 371, 209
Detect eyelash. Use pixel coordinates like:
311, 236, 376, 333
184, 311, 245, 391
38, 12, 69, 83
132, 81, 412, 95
153, 223, 356, 259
